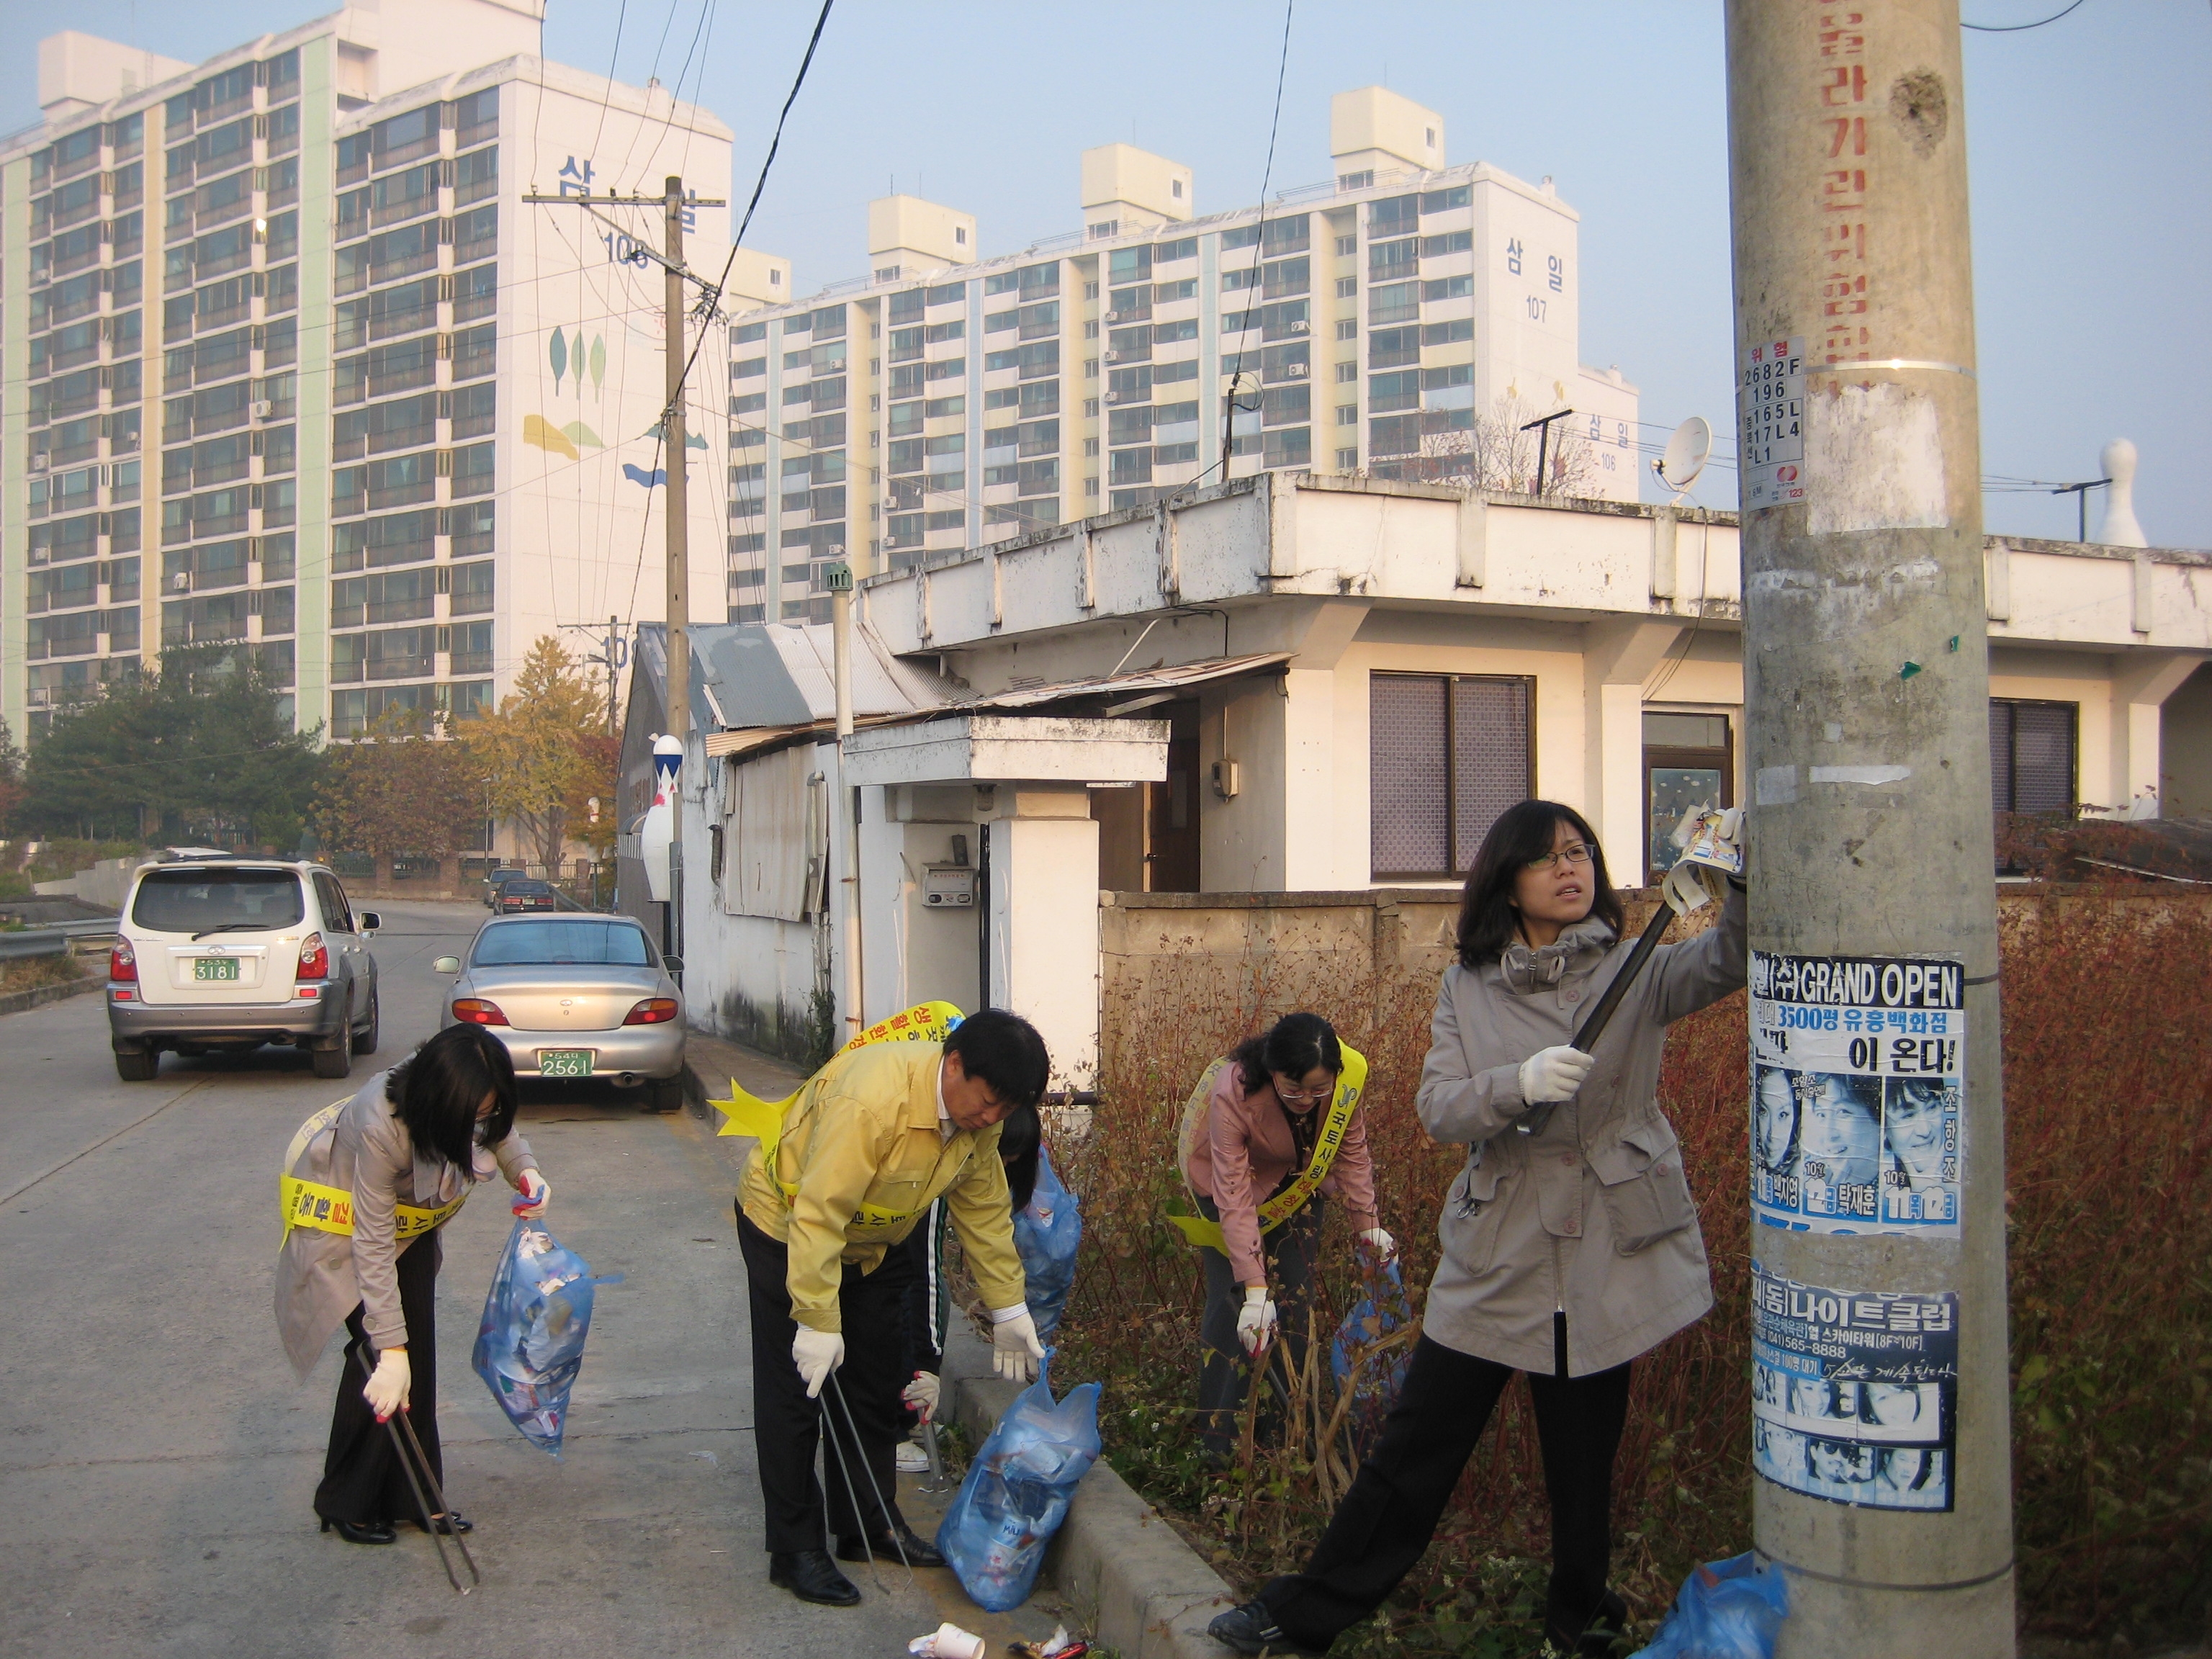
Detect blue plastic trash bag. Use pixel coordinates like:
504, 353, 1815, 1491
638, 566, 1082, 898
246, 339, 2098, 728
935, 1353, 1102, 1611
1013, 1146, 1082, 1337
472, 1219, 606, 1457
1631, 1552, 1790, 1659
1329, 1256, 1416, 1452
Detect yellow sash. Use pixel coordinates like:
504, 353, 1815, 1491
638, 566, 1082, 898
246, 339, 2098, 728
277, 1100, 469, 1241
708, 999, 963, 1228
1164, 1044, 1367, 1254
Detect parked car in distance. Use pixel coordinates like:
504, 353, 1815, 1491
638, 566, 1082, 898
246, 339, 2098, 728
108, 859, 380, 1082
434, 915, 686, 1110
495, 878, 559, 914
482, 867, 529, 908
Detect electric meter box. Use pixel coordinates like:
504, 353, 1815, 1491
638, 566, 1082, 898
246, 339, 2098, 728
922, 865, 976, 908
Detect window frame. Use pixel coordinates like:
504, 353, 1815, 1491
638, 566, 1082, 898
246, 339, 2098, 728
1368, 671, 1535, 881
1990, 697, 2078, 814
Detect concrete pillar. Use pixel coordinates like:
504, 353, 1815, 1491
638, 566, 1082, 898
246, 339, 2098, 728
2105, 651, 2206, 814
984, 792, 1102, 1091
1581, 619, 1683, 869
1726, 3, 2015, 1653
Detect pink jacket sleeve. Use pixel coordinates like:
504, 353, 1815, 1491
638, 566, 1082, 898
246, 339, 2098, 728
1205, 1065, 1269, 1288
1321, 1098, 1381, 1231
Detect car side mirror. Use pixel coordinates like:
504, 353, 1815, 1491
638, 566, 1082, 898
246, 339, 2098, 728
663, 953, 684, 973
433, 956, 462, 974
357, 912, 382, 934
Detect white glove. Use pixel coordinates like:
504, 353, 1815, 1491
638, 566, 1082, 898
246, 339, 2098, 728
1519, 1045, 1595, 1105
989, 1305, 1045, 1382
901, 1370, 941, 1424
1357, 1227, 1398, 1262
791, 1327, 845, 1399
363, 1347, 411, 1421
1236, 1286, 1279, 1356
512, 1169, 550, 1218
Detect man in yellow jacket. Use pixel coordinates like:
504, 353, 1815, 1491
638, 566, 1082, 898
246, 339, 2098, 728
737, 1008, 1050, 1606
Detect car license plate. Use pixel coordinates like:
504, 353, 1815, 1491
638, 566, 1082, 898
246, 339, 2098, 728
539, 1049, 593, 1076
194, 957, 240, 981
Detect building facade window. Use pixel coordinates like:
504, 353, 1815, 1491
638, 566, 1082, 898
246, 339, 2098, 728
1990, 698, 2076, 814
1370, 673, 1533, 878
1643, 711, 1733, 884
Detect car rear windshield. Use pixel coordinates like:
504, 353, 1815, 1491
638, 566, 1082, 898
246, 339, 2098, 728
132, 868, 305, 934
473, 920, 652, 966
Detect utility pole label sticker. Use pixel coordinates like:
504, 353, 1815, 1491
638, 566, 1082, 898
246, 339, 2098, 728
1752, 1265, 1956, 1513
1738, 336, 1805, 510
1748, 950, 1964, 1236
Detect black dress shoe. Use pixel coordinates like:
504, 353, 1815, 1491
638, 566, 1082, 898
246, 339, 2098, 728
408, 1510, 474, 1535
1207, 1600, 1328, 1657
1542, 1588, 1628, 1659
769, 1549, 862, 1606
835, 1524, 945, 1568
320, 1515, 397, 1545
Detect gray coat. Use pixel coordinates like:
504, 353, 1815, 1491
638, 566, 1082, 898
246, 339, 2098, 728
1416, 882, 1745, 1377
274, 1069, 539, 1380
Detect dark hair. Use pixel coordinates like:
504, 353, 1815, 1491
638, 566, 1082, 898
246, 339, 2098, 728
1455, 799, 1626, 966
997, 1103, 1041, 1210
943, 1007, 1051, 1112
1232, 1011, 1342, 1097
385, 1024, 518, 1172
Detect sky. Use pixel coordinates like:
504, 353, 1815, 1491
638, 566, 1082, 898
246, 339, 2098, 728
4, 0, 2206, 545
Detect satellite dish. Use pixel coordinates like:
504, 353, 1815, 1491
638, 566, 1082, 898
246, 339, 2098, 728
1655, 416, 1712, 493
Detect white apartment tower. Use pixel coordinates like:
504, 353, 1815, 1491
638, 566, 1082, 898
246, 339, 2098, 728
2, 3, 739, 738
724, 86, 1639, 624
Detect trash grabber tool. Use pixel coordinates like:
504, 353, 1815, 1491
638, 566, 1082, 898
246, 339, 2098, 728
349, 1343, 475, 1593
827, 1370, 915, 1583
816, 1373, 893, 1593
395, 1404, 481, 1589
920, 1419, 949, 1492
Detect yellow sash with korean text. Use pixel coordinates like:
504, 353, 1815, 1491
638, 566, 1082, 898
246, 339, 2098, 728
708, 1000, 963, 1228
276, 1101, 469, 1241
1164, 1044, 1367, 1253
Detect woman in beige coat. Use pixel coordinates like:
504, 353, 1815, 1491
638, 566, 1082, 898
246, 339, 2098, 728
1212, 799, 1745, 1658
274, 1024, 549, 1544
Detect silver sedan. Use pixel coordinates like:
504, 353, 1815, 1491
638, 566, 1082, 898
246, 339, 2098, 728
434, 914, 688, 1110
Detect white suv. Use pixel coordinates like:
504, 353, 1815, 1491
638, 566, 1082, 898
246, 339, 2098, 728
107, 858, 382, 1082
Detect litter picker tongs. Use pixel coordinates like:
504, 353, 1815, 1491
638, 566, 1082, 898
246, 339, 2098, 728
350, 1344, 482, 1593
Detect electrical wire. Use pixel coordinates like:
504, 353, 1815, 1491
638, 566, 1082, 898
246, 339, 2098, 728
1962, 0, 2087, 30
585, 0, 632, 179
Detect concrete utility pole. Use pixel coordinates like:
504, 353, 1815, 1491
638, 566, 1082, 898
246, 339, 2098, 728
660, 175, 691, 758
1726, 4, 2013, 1655
827, 561, 863, 1032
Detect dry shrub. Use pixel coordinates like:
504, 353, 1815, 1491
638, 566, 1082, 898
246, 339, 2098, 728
1052, 896, 2212, 1653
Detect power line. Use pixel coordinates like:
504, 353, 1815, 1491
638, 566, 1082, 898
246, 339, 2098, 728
1962, 0, 2087, 30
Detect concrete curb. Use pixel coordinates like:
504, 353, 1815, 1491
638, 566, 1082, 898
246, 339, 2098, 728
0, 974, 101, 1018
951, 1375, 1236, 1659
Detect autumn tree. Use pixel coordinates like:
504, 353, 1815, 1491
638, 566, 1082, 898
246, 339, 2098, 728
313, 709, 484, 881
460, 636, 605, 875
1372, 394, 1601, 496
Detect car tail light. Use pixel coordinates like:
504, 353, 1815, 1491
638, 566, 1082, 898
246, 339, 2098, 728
624, 997, 680, 1025
296, 932, 328, 981
109, 938, 138, 982
452, 998, 510, 1026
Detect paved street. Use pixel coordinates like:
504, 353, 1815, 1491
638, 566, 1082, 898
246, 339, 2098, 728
0, 899, 1069, 1658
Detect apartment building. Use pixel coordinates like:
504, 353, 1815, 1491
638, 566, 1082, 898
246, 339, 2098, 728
724, 86, 1640, 625
2, 4, 739, 740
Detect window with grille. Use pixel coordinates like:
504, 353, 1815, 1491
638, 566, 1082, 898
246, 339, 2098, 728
1370, 674, 1533, 878
1990, 699, 2075, 812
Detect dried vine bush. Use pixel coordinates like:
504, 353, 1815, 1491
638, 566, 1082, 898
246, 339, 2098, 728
1049, 893, 2212, 1654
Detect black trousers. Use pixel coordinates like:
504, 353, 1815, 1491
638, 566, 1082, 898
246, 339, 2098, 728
898, 1200, 948, 1432
737, 1206, 916, 1554
316, 1231, 442, 1526
1195, 1194, 1323, 1455
1260, 1323, 1634, 1648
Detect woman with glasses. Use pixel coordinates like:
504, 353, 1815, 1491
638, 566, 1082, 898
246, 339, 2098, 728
1179, 1011, 1392, 1459
1212, 800, 1745, 1658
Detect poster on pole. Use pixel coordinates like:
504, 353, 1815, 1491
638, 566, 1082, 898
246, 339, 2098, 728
1751, 1265, 1957, 1512
1738, 336, 1805, 510
1748, 950, 1965, 1236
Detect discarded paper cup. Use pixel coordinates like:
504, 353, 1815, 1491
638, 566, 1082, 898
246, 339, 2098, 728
909, 1623, 986, 1659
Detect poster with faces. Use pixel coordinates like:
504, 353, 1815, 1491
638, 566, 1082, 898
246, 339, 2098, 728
1750, 1266, 1957, 1512
1748, 952, 1965, 1236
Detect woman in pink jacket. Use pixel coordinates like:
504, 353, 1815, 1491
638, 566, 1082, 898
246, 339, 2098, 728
1182, 1012, 1393, 1457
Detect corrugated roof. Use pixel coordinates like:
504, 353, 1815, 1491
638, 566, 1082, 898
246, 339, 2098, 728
962, 652, 1292, 710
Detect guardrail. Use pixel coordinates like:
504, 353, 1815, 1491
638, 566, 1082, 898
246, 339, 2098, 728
0, 918, 117, 962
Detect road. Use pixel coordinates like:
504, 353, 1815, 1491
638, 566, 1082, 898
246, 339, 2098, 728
0, 899, 1070, 1658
